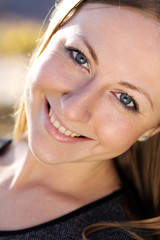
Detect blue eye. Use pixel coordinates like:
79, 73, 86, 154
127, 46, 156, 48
67, 48, 89, 71
114, 92, 139, 112
73, 51, 88, 67
119, 93, 133, 106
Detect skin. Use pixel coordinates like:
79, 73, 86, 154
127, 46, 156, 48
25, 4, 160, 164
0, 3, 160, 230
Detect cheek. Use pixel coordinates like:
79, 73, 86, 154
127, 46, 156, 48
25, 48, 87, 98
25, 52, 67, 96
26, 57, 57, 92
96, 109, 140, 153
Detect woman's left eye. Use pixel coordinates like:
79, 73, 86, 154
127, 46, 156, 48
113, 92, 139, 112
67, 48, 89, 71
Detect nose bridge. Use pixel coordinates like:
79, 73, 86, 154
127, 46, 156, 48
75, 81, 96, 104
60, 81, 97, 122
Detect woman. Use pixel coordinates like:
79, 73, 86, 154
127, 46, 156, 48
0, 0, 160, 239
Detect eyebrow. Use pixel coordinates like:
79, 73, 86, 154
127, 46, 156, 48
76, 34, 98, 65
119, 81, 153, 108
74, 35, 153, 108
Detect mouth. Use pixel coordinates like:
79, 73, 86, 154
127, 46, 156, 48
47, 102, 86, 139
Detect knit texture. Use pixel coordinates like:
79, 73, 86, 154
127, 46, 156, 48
0, 190, 133, 240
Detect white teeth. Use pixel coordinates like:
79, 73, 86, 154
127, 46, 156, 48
53, 121, 60, 129
64, 130, 72, 136
59, 126, 66, 134
71, 133, 77, 138
50, 116, 55, 123
49, 109, 80, 138
49, 110, 52, 118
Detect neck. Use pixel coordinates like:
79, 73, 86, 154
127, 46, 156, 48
10, 140, 122, 203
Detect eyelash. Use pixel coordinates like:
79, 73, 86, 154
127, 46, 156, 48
66, 47, 90, 72
111, 91, 139, 113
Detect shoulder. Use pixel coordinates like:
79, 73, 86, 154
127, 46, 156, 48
81, 191, 149, 240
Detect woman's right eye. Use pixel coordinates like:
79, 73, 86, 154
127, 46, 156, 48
67, 48, 90, 72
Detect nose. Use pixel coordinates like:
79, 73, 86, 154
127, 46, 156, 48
60, 84, 96, 123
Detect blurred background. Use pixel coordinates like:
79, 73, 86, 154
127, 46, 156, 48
0, 0, 55, 138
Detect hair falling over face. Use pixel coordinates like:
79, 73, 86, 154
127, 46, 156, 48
14, 0, 160, 239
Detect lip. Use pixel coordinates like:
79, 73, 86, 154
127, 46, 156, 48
44, 98, 92, 143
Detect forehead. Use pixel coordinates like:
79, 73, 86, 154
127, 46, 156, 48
58, 3, 160, 101
60, 4, 160, 66
63, 3, 160, 52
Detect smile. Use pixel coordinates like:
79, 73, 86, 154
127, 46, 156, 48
48, 108, 81, 138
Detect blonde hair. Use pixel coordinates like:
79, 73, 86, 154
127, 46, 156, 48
14, 0, 160, 239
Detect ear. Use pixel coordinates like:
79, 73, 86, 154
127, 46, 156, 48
138, 125, 160, 142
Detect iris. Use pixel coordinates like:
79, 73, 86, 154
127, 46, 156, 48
75, 52, 87, 65
120, 93, 132, 105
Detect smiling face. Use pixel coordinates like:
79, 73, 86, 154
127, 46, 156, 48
25, 3, 160, 164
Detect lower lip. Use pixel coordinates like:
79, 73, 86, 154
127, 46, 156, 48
44, 99, 91, 143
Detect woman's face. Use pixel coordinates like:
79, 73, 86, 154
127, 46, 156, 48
25, 3, 160, 164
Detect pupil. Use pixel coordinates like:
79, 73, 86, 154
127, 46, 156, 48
120, 93, 132, 105
76, 53, 87, 64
